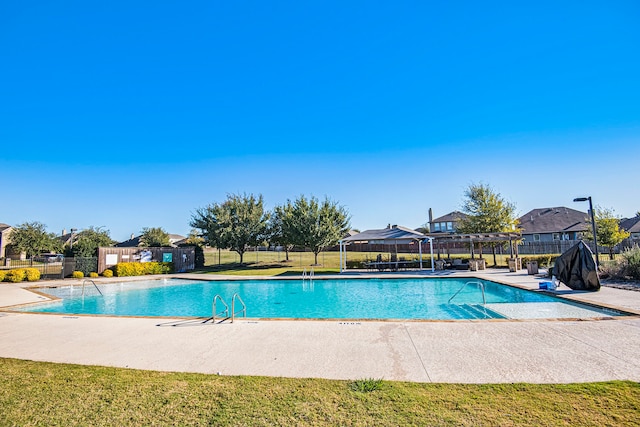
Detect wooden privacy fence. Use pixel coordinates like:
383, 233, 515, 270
97, 247, 196, 274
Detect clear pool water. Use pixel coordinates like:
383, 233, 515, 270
22, 278, 623, 320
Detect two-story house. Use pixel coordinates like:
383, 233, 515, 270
428, 211, 469, 234
620, 215, 640, 245
518, 207, 589, 242
0, 223, 12, 259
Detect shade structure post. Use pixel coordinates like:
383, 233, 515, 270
339, 240, 343, 273
509, 236, 513, 259
419, 239, 423, 270
343, 242, 347, 271
470, 237, 474, 259
429, 238, 435, 272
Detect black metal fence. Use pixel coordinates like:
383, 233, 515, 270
0, 256, 98, 279
1, 256, 65, 280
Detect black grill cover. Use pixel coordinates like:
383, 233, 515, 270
553, 241, 600, 291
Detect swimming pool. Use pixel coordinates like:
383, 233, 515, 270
20, 278, 624, 320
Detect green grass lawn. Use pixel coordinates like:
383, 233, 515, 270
1, 358, 638, 426
199, 249, 531, 276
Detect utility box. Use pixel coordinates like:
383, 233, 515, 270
526, 260, 539, 275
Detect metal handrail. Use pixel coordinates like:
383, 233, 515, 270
231, 293, 246, 323
302, 267, 314, 281
212, 295, 229, 322
448, 280, 486, 305
82, 279, 103, 296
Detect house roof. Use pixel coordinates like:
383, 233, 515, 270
431, 232, 521, 243
620, 216, 640, 233
430, 211, 468, 223
0, 223, 12, 232
115, 234, 187, 248
57, 232, 74, 245
114, 236, 142, 247
518, 207, 589, 234
342, 225, 427, 243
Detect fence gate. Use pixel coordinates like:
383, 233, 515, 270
62, 257, 98, 278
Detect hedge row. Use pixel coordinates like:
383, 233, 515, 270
109, 262, 174, 277
519, 255, 558, 268
0, 268, 41, 283
71, 270, 112, 278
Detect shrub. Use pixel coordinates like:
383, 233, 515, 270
102, 269, 113, 278
520, 255, 557, 268
0, 270, 7, 282
112, 262, 174, 277
346, 260, 365, 269
598, 245, 640, 280
89, 272, 99, 278
112, 262, 144, 277
144, 262, 174, 275
194, 245, 205, 268
142, 262, 161, 275
71, 271, 84, 279
621, 245, 640, 280
74, 257, 98, 277
24, 268, 41, 282
5, 269, 27, 283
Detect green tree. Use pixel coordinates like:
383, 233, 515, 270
269, 202, 297, 261
584, 207, 630, 260
190, 205, 225, 265
71, 226, 115, 257
288, 195, 350, 265
457, 183, 519, 265
416, 223, 430, 234
183, 229, 205, 246
8, 221, 62, 258
139, 227, 171, 247
190, 193, 269, 264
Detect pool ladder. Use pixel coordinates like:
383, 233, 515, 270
448, 280, 486, 306
302, 267, 314, 281
81, 279, 103, 297
212, 293, 246, 323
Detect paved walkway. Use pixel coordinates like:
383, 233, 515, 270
1, 270, 639, 384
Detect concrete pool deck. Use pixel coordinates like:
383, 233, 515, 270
1, 270, 639, 384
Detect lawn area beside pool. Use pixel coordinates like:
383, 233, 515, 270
1, 358, 638, 426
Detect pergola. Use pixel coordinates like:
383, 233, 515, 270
338, 225, 435, 272
429, 232, 523, 259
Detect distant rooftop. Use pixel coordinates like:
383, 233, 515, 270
342, 225, 427, 243
518, 207, 588, 234
430, 211, 468, 223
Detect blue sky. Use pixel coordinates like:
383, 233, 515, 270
2, 1, 639, 241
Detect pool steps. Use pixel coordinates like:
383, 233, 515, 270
444, 303, 506, 319
448, 280, 486, 305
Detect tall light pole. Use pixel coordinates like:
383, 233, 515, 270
573, 197, 599, 268
70, 228, 77, 250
